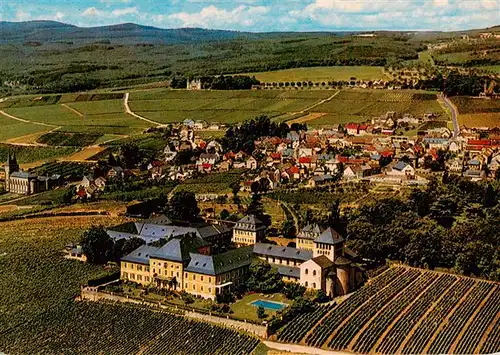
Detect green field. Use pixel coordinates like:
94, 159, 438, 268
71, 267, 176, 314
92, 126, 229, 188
0, 114, 50, 142
3, 96, 150, 137
0, 144, 78, 164
0, 215, 260, 355
245, 66, 386, 82
307, 90, 444, 127
129, 89, 334, 124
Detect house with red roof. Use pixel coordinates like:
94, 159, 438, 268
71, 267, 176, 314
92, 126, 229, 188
345, 123, 359, 136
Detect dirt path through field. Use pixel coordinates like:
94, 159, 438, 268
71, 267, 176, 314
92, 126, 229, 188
58, 145, 105, 162
0, 110, 57, 128
299, 90, 341, 113
474, 303, 500, 354
61, 103, 84, 117
421, 283, 477, 354
287, 112, 327, 125
264, 341, 350, 355
124, 92, 162, 126
448, 285, 497, 354
321, 269, 413, 349
394, 277, 460, 354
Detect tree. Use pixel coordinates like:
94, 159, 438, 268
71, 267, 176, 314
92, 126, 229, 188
120, 143, 142, 169
113, 237, 145, 262
283, 283, 306, 299
281, 220, 296, 238
251, 181, 260, 195
230, 181, 240, 202
81, 226, 114, 264
245, 259, 283, 293
219, 209, 230, 220
257, 306, 267, 319
165, 191, 200, 222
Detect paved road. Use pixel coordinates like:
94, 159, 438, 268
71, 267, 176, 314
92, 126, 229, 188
440, 94, 459, 138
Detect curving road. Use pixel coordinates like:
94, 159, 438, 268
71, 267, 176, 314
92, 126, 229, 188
124, 92, 162, 126
440, 94, 459, 138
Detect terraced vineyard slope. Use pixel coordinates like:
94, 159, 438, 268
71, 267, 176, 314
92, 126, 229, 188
275, 266, 500, 355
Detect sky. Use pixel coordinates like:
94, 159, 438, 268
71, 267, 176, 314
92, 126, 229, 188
0, 0, 499, 32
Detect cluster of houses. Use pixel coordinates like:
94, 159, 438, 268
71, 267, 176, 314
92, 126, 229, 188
142, 119, 500, 193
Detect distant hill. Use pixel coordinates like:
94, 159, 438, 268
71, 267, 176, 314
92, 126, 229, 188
0, 21, 270, 45
1, 21, 498, 45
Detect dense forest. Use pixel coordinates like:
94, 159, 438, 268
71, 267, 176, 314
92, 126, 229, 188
340, 177, 499, 281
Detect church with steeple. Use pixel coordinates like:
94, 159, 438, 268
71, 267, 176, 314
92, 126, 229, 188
4, 153, 61, 195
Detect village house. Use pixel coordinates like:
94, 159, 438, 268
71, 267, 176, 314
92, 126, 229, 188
232, 215, 267, 247
254, 227, 363, 296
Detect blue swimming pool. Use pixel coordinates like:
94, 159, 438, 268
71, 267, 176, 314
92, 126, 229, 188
251, 299, 287, 311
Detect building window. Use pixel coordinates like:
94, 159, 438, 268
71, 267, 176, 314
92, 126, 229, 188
313, 270, 317, 276
305, 269, 308, 275
145, 276, 149, 282
158, 270, 161, 275
193, 284, 196, 290
209, 277, 212, 283
201, 286, 204, 292
185, 273, 188, 278
209, 287, 212, 293
305, 281, 308, 287
201, 276, 204, 281
123, 263, 127, 269
130, 274, 135, 280
130, 264, 134, 270
171, 271, 174, 277
193, 275, 196, 280
146, 266, 150, 272
137, 275, 142, 281
313, 282, 316, 288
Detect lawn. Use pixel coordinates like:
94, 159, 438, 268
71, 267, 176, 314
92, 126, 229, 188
231, 293, 291, 323
245, 66, 386, 82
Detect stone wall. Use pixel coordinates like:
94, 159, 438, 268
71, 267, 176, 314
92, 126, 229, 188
80, 288, 268, 338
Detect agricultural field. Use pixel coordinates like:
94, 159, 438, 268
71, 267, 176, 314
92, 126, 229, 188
36, 132, 102, 147
0, 302, 260, 355
2, 94, 150, 138
307, 90, 444, 127
0, 215, 259, 354
244, 66, 387, 82
29, 161, 93, 179
128, 89, 334, 124
0, 143, 78, 164
275, 266, 500, 355
451, 96, 500, 128
176, 171, 243, 195
0, 114, 50, 142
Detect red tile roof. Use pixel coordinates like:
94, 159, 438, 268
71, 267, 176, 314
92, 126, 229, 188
468, 139, 491, 146
299, 156, 312, 164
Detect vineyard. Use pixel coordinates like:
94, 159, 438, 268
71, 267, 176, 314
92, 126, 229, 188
128, 89, 334, 124
0, 216, 259, 354
0, 302, 260, 355
275, 266, 500, 354
29, 161, 93, 179
36, 132, 102, 147
308, 90, 444, 127
451, 96, 500, 129
0, 143, 78, 164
